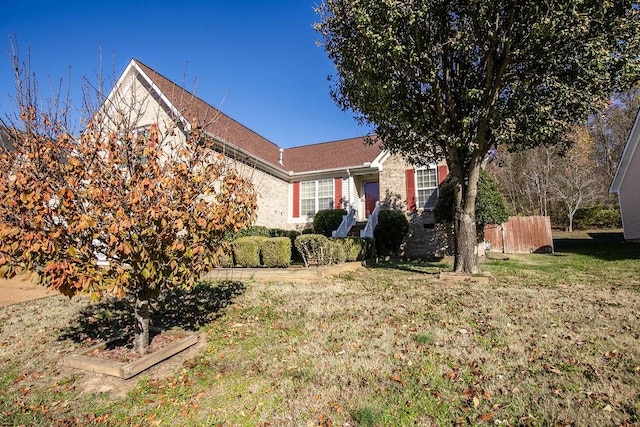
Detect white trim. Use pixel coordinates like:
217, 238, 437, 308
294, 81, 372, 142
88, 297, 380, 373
415, 165, 439, 210
299, 178, 335, 216
290, 165, 378, 180
131, 60, 191, 131
610, 108, 640, 193
202, 130, 291, 180
371, 150, 391, 170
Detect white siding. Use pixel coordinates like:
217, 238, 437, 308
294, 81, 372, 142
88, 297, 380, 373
619, 145, 640, 241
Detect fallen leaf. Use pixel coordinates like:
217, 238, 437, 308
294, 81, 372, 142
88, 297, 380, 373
390, 374, 404, 385
478, 412, 495, 422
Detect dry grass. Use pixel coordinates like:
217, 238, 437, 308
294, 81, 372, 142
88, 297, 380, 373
1, 231, 639, 426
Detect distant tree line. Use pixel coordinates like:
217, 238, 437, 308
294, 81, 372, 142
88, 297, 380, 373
487, 88, 639, 231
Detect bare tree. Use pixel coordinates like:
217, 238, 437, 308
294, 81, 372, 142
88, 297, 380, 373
550, 129, 601, 232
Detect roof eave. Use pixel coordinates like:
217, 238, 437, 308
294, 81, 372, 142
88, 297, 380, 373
203, 130, 290, 180
131, 60, 191, 131
290, 164, 380, 179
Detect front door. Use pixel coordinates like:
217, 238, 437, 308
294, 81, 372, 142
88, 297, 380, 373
364, 181, 379, 218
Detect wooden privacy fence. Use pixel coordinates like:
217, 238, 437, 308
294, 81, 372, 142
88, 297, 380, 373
484, 216, 554, 254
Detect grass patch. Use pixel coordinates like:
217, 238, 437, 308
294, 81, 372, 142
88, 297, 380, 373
1, 232, 639, 425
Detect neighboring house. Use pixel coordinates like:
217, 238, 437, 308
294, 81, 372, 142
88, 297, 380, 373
102, 59, 449, 257
610, 109, 640, 242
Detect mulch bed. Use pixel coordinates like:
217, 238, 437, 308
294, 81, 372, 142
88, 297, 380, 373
86, 332, 181, 363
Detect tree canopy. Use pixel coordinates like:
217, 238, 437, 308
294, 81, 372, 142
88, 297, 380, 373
316, 0, 640, 273
435, 169, 509, 228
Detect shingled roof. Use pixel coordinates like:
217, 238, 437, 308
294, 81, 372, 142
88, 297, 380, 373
133, 59, 383, 175
282, 136, 382, 173
135, 60, 284, 169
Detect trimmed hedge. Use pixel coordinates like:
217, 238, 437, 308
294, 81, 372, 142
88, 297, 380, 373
329, 239, 347, 264
261, 237, 292, 268
230, 230, 373, 268
237, 226, 293, 238
236, 225, 271, 238
295, 234, 332, 267
214, 250, 234, 268
232, 236, 267, 267
333, 236, 368, 261
313, 209, 347, 237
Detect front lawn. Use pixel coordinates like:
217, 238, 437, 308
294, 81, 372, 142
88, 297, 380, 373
1, 231, 639, 425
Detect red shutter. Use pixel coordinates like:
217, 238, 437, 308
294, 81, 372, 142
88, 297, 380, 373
292, 181, 300, 218
405, 169, 416, 211
334, 177, 342, 209
437, 164, 449, 185
149, 123, 159, 148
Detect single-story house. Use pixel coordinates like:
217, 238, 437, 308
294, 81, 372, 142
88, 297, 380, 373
610, 108, 640, 242
101, 59, 450, 256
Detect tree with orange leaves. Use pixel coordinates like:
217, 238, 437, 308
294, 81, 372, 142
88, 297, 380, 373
0, 49, 257, 353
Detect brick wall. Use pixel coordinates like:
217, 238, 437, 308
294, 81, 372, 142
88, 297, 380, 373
378, 154, 451, 258
379, 154, 409, 210
248, 168, 290, 229
403, 210, 451, 259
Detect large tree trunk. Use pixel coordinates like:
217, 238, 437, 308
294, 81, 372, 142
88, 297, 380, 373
454, 208, 480, 274
452, 161, 482, 275
133, 296, 150, 354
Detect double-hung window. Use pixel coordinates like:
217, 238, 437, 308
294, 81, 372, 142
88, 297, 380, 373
416, 166, 438, 209
300, 179, 333, 216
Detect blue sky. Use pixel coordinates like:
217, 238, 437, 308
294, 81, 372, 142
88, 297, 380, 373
0, 1, 371, 148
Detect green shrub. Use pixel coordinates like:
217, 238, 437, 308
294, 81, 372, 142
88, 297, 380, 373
236, 225, 271, 238
434, 169, 509, 227
328, 239, 347, 264
213, 250, 234, 268
232, 236, 266, 267
363, 237, 376, 259
574, 205, 622, 230
286, 230, 303, 262
334, 236, 368, 261
374, 210, 409, 256
295, 234, 332, 267
267, 228, 290, 237
262, 237, 292, 268
313, 209, 347, 237
301, 228, 314, 235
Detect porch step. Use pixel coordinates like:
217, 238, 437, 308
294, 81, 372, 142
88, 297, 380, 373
347, 221, 367, 237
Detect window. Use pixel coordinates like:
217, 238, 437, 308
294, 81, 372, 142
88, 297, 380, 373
416, 166, 438, 209
300, 179, 333, 216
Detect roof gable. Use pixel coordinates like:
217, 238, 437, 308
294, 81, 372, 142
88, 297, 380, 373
133, 60, 286, 170
113, 59, 384, 176
610, 108, 640, 193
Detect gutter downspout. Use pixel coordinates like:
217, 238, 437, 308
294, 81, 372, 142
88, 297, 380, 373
346, 168, 351, 210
